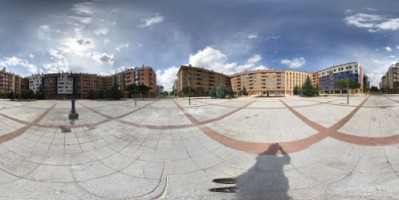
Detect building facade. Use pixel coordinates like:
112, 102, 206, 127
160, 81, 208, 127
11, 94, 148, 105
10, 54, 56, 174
177, 65, 230, 97
28, 74, 44, 93
230, 69, 310, 95
157, 85, 164, 96
0, 67, 27, 98
318, 62, 363, 94
114, 66, 157, 98
380, 61, 399, 92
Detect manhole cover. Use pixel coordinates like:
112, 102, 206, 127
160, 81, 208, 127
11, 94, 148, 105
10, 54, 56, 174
209, 178, 238, 193
59, 126, 71, 133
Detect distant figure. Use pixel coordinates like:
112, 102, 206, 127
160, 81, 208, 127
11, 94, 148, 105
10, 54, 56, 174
210, 143, 291, 200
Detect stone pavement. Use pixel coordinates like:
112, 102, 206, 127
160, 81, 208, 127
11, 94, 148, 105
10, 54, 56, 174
0, 95, 399, 199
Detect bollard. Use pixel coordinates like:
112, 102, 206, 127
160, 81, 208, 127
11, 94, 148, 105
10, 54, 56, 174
69, 99, 79, 120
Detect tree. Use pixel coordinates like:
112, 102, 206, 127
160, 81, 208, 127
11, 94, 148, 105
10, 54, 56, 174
293, 85, 302, 95
35, 85, 45, 99
301, 76, 318, 97
370, 86, 379, 92
9, 90, 15, 100
394, 82, 399, 89
226, 87, 234, 98
195, 86, 204, 97
335, 80, 348, 95
111, 84, 122, 99
216, 83, 227, 98
162, 91, 169, 96
0, 91, 3, 99
348, 81, 360, 95
242, 86, 248, 96
87, 89, 98, 99
182, 86, 195, 97
382, 84, 391, 93
210, 85, 217, 97
138, 84, 150, 98
125, 84, 138, 98
28, 89, 35, 99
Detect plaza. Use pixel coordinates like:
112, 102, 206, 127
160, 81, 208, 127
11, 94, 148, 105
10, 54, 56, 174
1, 95, 399, 199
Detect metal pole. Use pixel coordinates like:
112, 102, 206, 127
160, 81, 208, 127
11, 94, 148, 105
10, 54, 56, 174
347, 74, 349, 105
188, 79, 191, 106
134, 91, 137, 106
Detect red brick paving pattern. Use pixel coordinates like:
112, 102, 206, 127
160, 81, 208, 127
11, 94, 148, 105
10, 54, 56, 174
2, 96, 399, 154
0, 103, 56, 144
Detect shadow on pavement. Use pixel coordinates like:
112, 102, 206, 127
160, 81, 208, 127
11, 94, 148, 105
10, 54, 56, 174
210, 143, 291, 200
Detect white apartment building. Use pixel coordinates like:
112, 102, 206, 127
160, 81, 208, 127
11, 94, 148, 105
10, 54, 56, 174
28, 74, 44, 92
57, 73, 74, 94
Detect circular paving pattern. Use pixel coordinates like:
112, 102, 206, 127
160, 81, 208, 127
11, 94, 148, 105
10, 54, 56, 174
1, 95, 399, 199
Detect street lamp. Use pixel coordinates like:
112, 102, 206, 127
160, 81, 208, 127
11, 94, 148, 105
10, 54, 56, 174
347, 71, 349, 105
185, 77, 191, 106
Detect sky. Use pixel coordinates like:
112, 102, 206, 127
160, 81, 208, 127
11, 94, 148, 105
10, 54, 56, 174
0, 0, 398, 90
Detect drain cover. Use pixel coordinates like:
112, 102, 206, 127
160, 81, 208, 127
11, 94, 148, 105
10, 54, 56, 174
59, 126, 71, 133
210, 178, 238, 193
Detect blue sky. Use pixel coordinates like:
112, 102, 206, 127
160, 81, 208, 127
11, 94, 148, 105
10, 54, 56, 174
0, 0, 398, 90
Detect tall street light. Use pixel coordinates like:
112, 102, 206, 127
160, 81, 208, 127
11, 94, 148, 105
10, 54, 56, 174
347, 71, 349, 105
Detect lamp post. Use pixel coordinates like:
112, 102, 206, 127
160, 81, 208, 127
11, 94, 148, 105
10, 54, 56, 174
347, 71, 349, 105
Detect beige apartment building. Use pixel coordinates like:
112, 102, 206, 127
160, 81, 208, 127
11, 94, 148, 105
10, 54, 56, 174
177, 65, 230, 96
380, 61, 399, 92
230, 69, 310, 95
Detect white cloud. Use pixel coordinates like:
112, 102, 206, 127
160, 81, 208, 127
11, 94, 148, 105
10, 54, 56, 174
281, 57, 306, 68
0, 56, 37, 73
88, 52, 114, 65
37, 25, 50, 40
397, 46, 399, 50
188, 46, 266, 74
253, 65, 268, 70
71, 2, 93, 15
115, 43, 129, 52
344, 13, 399, 32
43, 49, 69, 73
69, 16, 92, 24
248, 33, 258, 39
94, 28, 109, 36
29, 54, 34, 58
385, 46, 392, 52
59, 35, 95, 56
156, 66, 179, 91
390, 55, 395, 58
139, 14, 164, 27
103, 38, 110, 44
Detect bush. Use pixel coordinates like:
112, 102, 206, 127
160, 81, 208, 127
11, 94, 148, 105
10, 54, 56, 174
210, 85, 217, 97
216, 83, 227, 98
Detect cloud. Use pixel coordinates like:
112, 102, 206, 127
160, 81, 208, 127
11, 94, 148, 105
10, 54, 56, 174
104, 39, 110, 44
71, 2, 94, 15
397, 46, 399, 50
94, 28, 109, 36
69, 16, 92, 24
29, 54, 34, 58
59, 35, 95, 56
344, 13, 399, 32
37, 25, 51, 40
385, 46, 392, 52
0, 56, 37, 73
115, 43, 129, 52
281, 57, 306, 68
156, 66, 179, 91
253, 65, 268, 70
189, 46, 266, 74
139, 14, 164, 27
248, 33, 258, 39
43, 49, 69, 73
88, 52, 114, 65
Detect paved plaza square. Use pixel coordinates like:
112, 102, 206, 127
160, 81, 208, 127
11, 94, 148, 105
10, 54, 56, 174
1, 95, 399, 199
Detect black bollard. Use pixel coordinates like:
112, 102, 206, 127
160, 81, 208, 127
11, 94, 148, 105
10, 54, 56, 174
69, 99, 79, 120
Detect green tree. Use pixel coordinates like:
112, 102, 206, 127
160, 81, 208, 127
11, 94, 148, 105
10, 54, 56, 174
0, 91, 3, 99
210, 85, 217, 97
111, 84, 122, 99
348, 81, 360, 95
162, 91, 169, 96
28, 89, 35, 99
370, 86, 379, 92
195, 86, 204, 97
226, 87, 234, 98
334, 80, 348, 95
87, 89, 97, 99
216, 83, 227, 98
35, 85, 45, 99
301, 76, 318, 97
293, 85, 302, 95
394, 82, 399, 89
138, 84, 150, 98
382, 84, 391, 93
9, 90, 15, 100
242, 86, 248, 96
125, 84, 138, 98
182, 86, 195, 97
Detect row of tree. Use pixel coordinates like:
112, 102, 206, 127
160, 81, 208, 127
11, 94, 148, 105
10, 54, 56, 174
293, 76, 319, 96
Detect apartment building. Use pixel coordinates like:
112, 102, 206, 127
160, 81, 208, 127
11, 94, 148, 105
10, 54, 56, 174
318, 62, 363, 94
230, 69, 310, 95
0, 67, 27, 98
311, 72, 319, 87
28, 74, 44, 93
177, 65, 230, 96
380, 61, 399, 92
72, 73, 111, 98
114, 66, 157, 97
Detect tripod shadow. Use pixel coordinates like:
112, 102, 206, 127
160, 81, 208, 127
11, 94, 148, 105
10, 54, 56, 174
210, 143, 291, 200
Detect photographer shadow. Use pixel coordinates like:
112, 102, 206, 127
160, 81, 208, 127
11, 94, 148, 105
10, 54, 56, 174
210, 143, 291, 200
